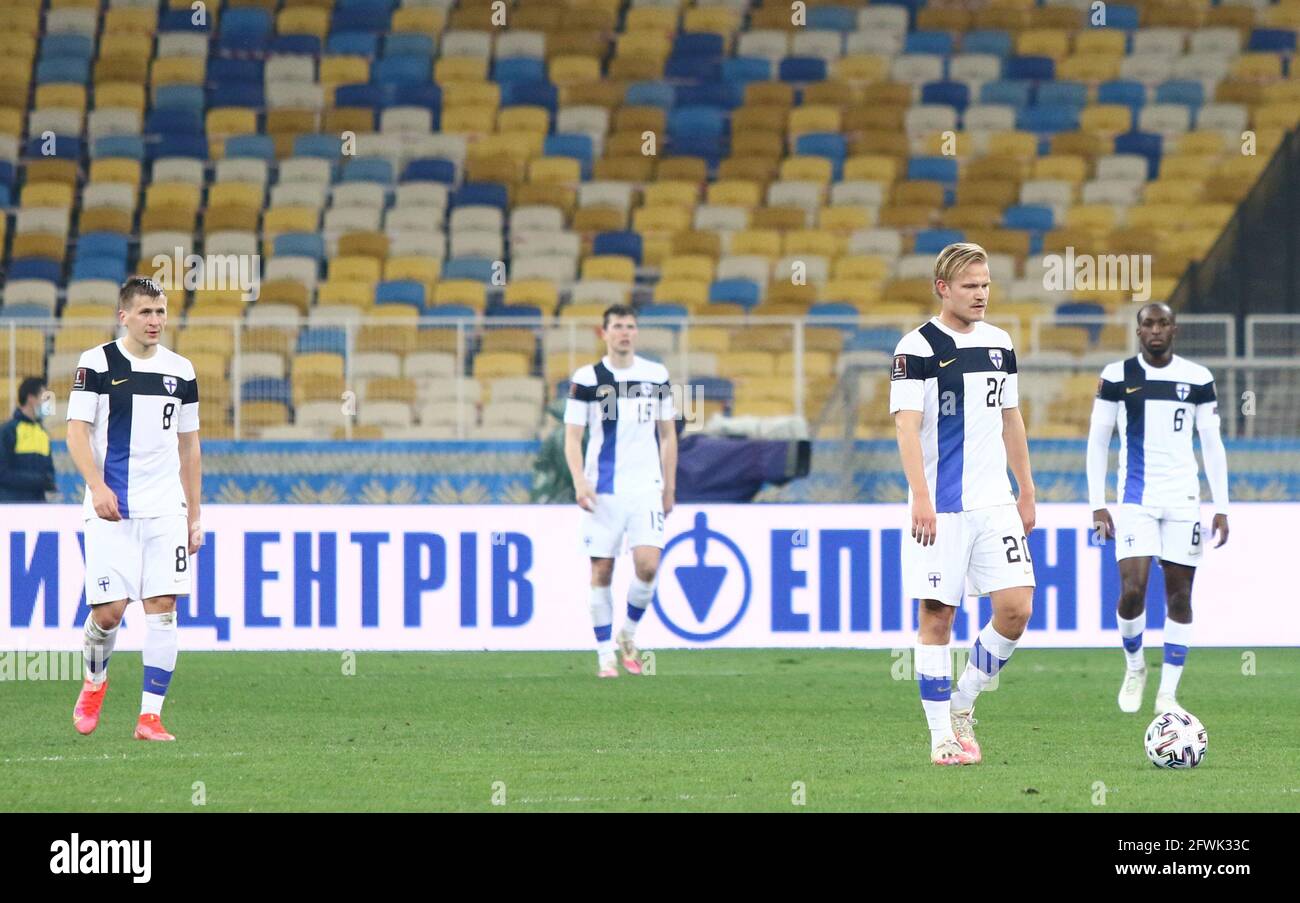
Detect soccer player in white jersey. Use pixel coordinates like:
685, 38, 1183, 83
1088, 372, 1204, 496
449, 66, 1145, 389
1087, 302, 1229, 716
564, 304, 678, 677
890, 243, 1037, 766
66, 277, 203, 741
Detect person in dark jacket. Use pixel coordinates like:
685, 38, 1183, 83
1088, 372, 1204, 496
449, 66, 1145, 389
0, 376, 57, 502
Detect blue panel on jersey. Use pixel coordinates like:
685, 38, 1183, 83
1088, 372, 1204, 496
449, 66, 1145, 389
1122, 357, 1145, 503
594, 362, 618, 494
921, 323, 965, 513
102, 343, 133, 517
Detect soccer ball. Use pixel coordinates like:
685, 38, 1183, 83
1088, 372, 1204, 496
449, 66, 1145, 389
1144, 710, 1207, 769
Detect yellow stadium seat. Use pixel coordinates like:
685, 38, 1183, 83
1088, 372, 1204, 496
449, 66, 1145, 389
473, 352, 531, 379
504, 280, 559, 314
642, 181, 698, 209
391, 7, 446, 35
528, 157, 581, 184
175, 326, 235, 358
784, 229, 843, 258
779, 156, 833, 184
1032, 156, 1087, 183
818, 207, 871, 232
497, 105, 549, 134
102, 6, 155, 36
1066, 205, 1119, 232
728, 229, 782, 258
843, 155, 899, 183
145, 182, 201, 213
321, 55, 370, 88
1145, 180, 1204, 205
683, 7, 739, 36
20, 182, 75, 208
152, 57, 204, 88
434, 280, 487, 311
632, 205, 691, 234
788, 106, 842, 137
1080, 105, 1132, 135
653, 280, 709, 308
337, 232, 389, 261
262, 207, 318, 239
661, 255, 715, 283
833, 256, 890, 283
718, 351, 776, 378
624, 7, 678, 31
1057, 55, 1121, 82
435, 57, 487, 84
1017, 29, 1069, 59
316, 281, 374, 309
277, 8, 329, 41
1232, 53, 1283, 81
820, 279, 878, 308
707, 180, 763, 207
581, 255, 636, 283
549, 56, 602, 86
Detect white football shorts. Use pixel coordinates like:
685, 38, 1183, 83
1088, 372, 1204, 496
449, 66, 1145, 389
1112, 504, 1203, 567
579, 491, 666, 558
84, 514, 191, 605
903, 503, 1036, 605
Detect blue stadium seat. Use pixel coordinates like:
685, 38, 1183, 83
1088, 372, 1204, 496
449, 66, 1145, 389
376, 281, 425, 309
665, 58, 719, 81
35, 57, 89, 84
151, 135, 208, 161
963, 30, 1013, 57
493, 57, 545, 83
1249, 29, 1298, 53
1101, 5, 1140, 30
92, 135, 144, 159
543, 134, 594, 175
155, 85, 205, 113
145, 109, 203, 135
906, 31, 953, 56
851, 327, 904, 353
1016, 105, 1080, 133
269, 35, 320, 55
675, 82, 741, 109
393, 83, 441, 111
979, 80, 1032, 108
694, 376, 734, 404
908, 156, 959, 183
7, 259, 61, 284
385, 33, 435, 58
625, 81, 675, 109
501, 81, 556, 110
807, 6, 856, 31
333, 5, 393, 33
424, 305, 477, 320
72, 257, 128, 284
922, 80, 970, 112
914, 230, 965, 254
451, 183, 508, 211
672, 134, 725, 161
241, 378, 291, 406
795, 133, 847, 179
26, 135, 82, 160
1004, 56, 1054, 81
403, 158, 456, 183
673, 33, 724, 59
219, 8, 272, 51
638, 303, 689, 326
329, 31, 381, 57
295, 134, 343, 159
1037, 81, 1088, 109
40, 34, 93, 61
808, 303, 859, 329
0, 304, 53, 321
208, 84, 264, 109
373, 55, 431, 85
668, 106, 726, 137
1155, 80, 1205, 110
1099, 79, 1146, 112
225, 135, 276, 162
340, 156, 394, 184
593, 231, 643, 265
1003, 205, 1054, 232
77, 233, 130, 261
442, 258, 496, 282
161, 9, 209, 33
1114, 131, 1163, 179
209, 58, 264, 85
296, 328, 348, 356
721, 57, 770, 85
709, 279, 760, 309
273, 233, 326, 262
336, 83, 388, 109
779, 57, 827, 82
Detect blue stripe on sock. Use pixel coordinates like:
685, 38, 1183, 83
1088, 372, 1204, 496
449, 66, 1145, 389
971, 638, 1009, 676
142, 666, 172, 696
594, 625, 612, 642
1164, 643, 1188, 666
918, 673, 952, 701
627, 603, 646, 622
1122, 634, 1143, 653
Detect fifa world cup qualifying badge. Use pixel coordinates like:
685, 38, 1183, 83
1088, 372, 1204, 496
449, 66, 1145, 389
891, 355, 907, 381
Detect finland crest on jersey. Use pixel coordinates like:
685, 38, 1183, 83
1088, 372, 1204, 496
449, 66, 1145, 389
888, 318, 1020, 514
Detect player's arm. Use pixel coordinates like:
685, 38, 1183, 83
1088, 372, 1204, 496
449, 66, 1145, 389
1087, 373, 1122, 539
1001, 406, 1036, 535
178, 373, 203, 552
65, 359, 119, 520
657, 417, 677, 516
1195, 381, 1229, 547
999, 348, 1035, 534
890, 343, 935, 544
562, 374, 597, 511
179, 430, 203, 554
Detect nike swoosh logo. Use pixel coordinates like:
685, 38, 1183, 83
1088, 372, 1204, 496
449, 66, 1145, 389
1126, 387, 1141, 394
111, 378, 129, 386
939, 359, 956, 368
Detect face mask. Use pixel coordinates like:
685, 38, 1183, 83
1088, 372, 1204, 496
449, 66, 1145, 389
38, 393, 54, 420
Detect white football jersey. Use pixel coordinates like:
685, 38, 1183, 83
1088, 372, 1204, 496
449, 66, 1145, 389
66, 339, 200, 519
889, 318, 1020, 513
1093, 354, 1217, 507
564, 355, 674, 496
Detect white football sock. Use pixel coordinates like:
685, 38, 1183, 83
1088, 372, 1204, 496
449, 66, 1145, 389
1118, 611, 1146, 671
590, 585, 615, 662
623, 576, 655, 639
141, 611, 178, 716
915, 642, 953, 748
951, 622, 1019, 714
82, 615, 117, 685
1159, 618, 1191, 698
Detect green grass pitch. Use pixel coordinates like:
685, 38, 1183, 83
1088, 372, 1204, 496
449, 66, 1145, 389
2, 648, 1296, 812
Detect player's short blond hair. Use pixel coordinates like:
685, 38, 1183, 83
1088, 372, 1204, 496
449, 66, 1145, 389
933, 242, 989, 300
